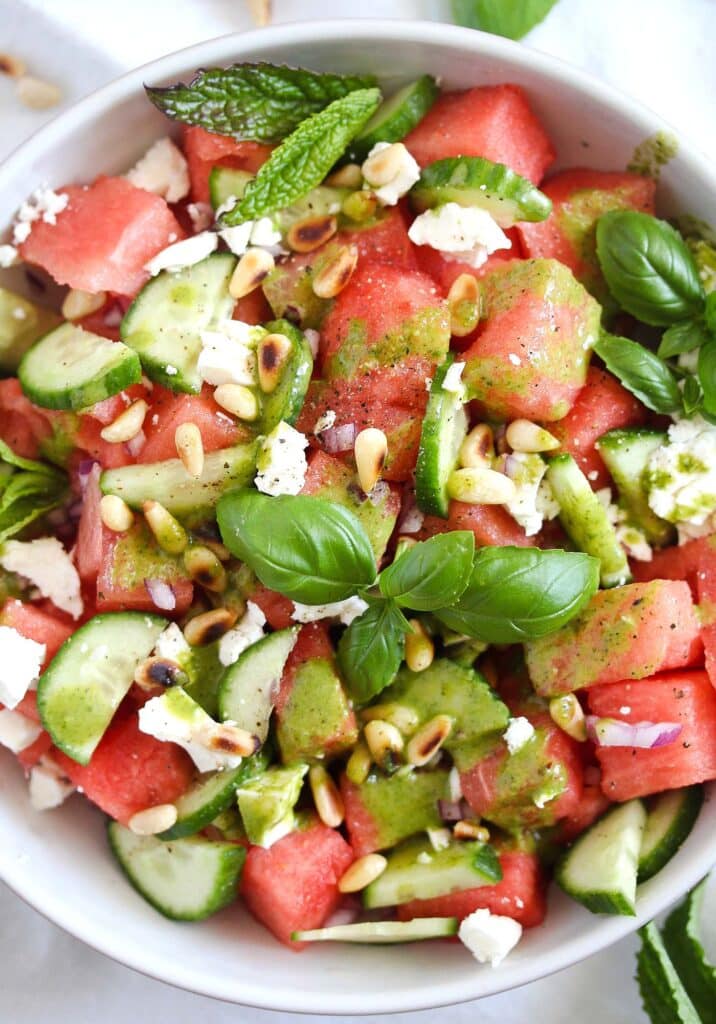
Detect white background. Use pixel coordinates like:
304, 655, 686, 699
1, 0, 715, 1021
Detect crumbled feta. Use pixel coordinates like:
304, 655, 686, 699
458, 908, 522, 967
187, 202, 214, 232
408, 202, 511, 268
144, 230, 218, 276
197, 319, 264, 387
218, 222, 253, 255
597, 488, 653, 562
29, 755, 75, 811
502, 453, 556, 537
255, 421, 308, 496
0, 625, 45, 709
138, 688, 243, 773
153, 622, 191, 664
218, 601, 267, 667
304, 328, 320, 359
11, 186, 69, 247
426, 826, 452, 852
361, 142, 420, 206
503, 716, 535, 755
620, 705, 632, 715
0, 708, 42, 753
442, 360, 466, 398
164, 364, 178, 376
126, 137, 190, 203
291, 595, 368, 627
400, 504, 425, 535
314, 409, 337, 434
218, 216, 285, 257
646, 416, 716, 526
417, 851, 433, 865
0, 538, 83, 619
0, 244, 19, 268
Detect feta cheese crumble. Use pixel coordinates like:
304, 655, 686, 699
11, 186, 69, 246
216, 205, 285, 257
126, 137, 190, 203
29, 755, 75, 811
458, 908, 523, 967
0, 538, 83, 619
255, 421, 308, 497
138, 688, 244, 773
0, 708, 42, 753
197, 319, 264, 387
144, 230, 218, 276
503, 716, 536, 755
218, 601, 267, 667
361, 142, 420, 206
291, 595, 369, 627
596, 488, 653, 562
153, 622, 191, 664
400, 503, 425, 534
408, 202, 511, 268
646, 415, 716, 526
313, 409, 337, 434
187, 202, 214, 232
501, 453, 558, 537
0, 625, 45, 709
0, 244, 19, 268
442, 360, 466, 398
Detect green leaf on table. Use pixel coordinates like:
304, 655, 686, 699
661, 877, 716, 1022
637, 922, 701, 1024
698, 339, 716, 416
378, 531, 475, 611
337, 598, 411, 706
658, 319, 710, 359
451, 0, 559, 38
594, 332, 683, 414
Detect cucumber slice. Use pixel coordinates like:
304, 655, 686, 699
546, 453, 631, 587
108, 822, 245, 921
597, 429, 675, 547
363, 836, 502, 909
209, 167, 253, 210
291, 917, 458, 944
120, 253, 237, 393
0, 286, 61, 373
410, 156, 552, 227
100, 442, 258, 526
218, 628, 298, 741
638, 786, 704, 883
37, 612, 166, 764
637, 921, 701, 1024
210, 168, 347, 229
663, 878, 716, 1021
556, 799, 646, 915
18, 322, 142, 411
347, 76, 439, 164
258, 319, 314, 433
415, 356, 469, 518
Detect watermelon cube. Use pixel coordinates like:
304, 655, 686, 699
249, 585, 294, 630
182, 125, 273, 204
97, 520, 194, 614
632, 534, 710, 596
419, 501, 532, 548
341, 770, 449, 856
556, 784, 612, 843
138, 385, 245, 463
340, 207, 419, 271
0, 598, 73, 662
696, 538, 716, 686
0, 378, 56, 461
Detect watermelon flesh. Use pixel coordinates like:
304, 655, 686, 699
97, 520, 194, 614
182, 125, 273, 204
138, 385, 246, 463
419, 501, 532, 548
632, 534, 712, 596
250, 585, 294, 630
696, 537, 716, 687
1, 598, 73, 662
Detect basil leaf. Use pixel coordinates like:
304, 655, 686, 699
0, 438, 63, 477
337, 598, 410, 706
216, 489, 377, 604
146, 62, 376, 143
596, 211, 705, 326
682, 375, 704, 416
698, 339, 716, 416
0, 471, 67, 543
378, 531, 475, 611
705, 292, 716, 335
658, 320, 710, 359
594, 332, 682, 414
451, 0, 559, 38
434, 546, 599, 644
473, 844, 503, 883
222, 88, 381, 226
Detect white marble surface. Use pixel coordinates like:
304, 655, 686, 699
1, 0, 715, 1020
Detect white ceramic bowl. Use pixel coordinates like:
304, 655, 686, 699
1, 19, 715, 1016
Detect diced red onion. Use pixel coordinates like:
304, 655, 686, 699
438, 798, 472, 822
501, 453, 522, 479
586, 716, 682, 749
399, 491, 425, 534
324, 899, 361, 928
321, 422, 357, 453
77, 459, 99, 493
144, 578, 176, 611
103, 305, 123, 328
367, 480, 391, 506
125, 430, 146, 457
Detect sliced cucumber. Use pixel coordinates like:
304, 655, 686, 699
210, 168, 347, 229
209, 167, 253, 210
218, 628, 298, 741
638, 786, 704, 883
108, 822, 245, 921
292, 917, 458, 944
637, 922, 701, 1024
556, 799, 646, 915
120, 253, 237, 393
410, 156, 552, 227
18, 322, 142, 411
347, 76, 439, 164
415, 356, 469, 518
258, 319, 313, 433
100, 442, 258, 526
596, 429, 675, 547
663, 878, 716, 1021
0, 286, 61, 373
546, 453, 631, 587
236, 762, 307, 848
37, 612, 166, 764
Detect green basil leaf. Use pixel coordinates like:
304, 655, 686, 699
0, 438, 63, 477
594, 332, 683, 414
0, 471, 67, 543
146, 62, 376, 143
434, 546, 599, 644
682, 375, 704, 416
705, 292, 716, 335
222, 88, 381, 226
378, 531, 475, 611
451, 0, 559, 38
473, 844, 503, 883
698, 339, 716, 416
337, 598, 410, 706
657, 319, 710, 359
216, 489, 377, 604
596, 211, 705, 326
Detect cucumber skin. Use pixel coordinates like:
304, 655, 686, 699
637, 922, 701, 1024
662, 880, 716, 1023
415, 355, 468, 518
259, 319, 314, 433
347, 75, 439, 163
638, 786, 704, 883
291, 917, 458, 944
596, 429, 675, 548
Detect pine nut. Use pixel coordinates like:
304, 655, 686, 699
214, 383, 259, 421
0, 54, 27, 78
405, 619, 435, 674
362, 143, 407, 187
505, 419, 560, 454
454, 820, 490, 842
309, 764, 345, 828
16, 75, 62, 109
345, 741, 372, 785
549, 694, 587, 741
325, 163, 363, 189
202, 721, 259, 757
61, 288, 106, 321
354, 427, 387, 494
175, 422, 204, 478
143, 500, 188, 554
128, 803, 178, 836
257, 332, 292, 393
312, 244, 358, 298
183, 607, 238, 646
229, 247, 275, 299
364, 719, 404, 770
200, 538, 231, 562
360, 703, 420, 735
99, 494, 134, 533
133, 656, 187, 692
394, 536, 418, 560
341, 190, 378, 222
247, 0, 271, 26
183, 545, 227, 593
447, 467, 516, 505
286, 214, 337, 253
406, 714, 453, 766
447, 273, 482, 337
100, 399, 148, 444
458, 424, 495, 469
338, 853, 387, 893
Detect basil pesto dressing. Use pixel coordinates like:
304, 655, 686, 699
353, 770, 449, 849
276, 657, 357, 762
108, 520, 184, 591
627, 131, 679, 180
324, 305, 450, 381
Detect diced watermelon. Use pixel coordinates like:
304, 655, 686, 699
340, 770, 448, 856
232, 287, 272, 326
419, 501, 531, 548
75, 415, 135, 469
97, 520, 194, 614
0, 598, 73, 662
19, 177, 184, 296
415, 227, 522, 292
16, 730, 53, 770
588, 670, 716, 800
462, 258, 600, 422
81, 384, 149, 426
0, 378, 54, 459
555, 783, 612, 842
138, 385, 245, 463
182, 125, 273, 204
241, 816, 354, 948
525, 580, 702, 696
404, 84, 555, 184
250, 585, 294, 630
339, 207, 418, 271
696, 537, 716, 686
632, 534, 711, 596
397, 851, 546, 928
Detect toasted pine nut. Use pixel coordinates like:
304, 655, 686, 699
0, 53, 26, 78
229, 247, 275, 300
214, 382, 259, 421
362, 143, 407, 187
326, 163, 363, 189
99, 494, 134, 533
312, 243, 358, 298
364, 719, 404, 769
183, 607, 237, 646
133, 656, 186, 692
203, 721, 259, 757
61, 288, 106, 321
338, 853, 387, 893
406, 714, 453, 766
447, 467, 516, 505
454, 820, 490, 842
394, 536, 417, 561
447, 273, 482, 337
360, 703, 420, 735
354, 427, 387, 494
505, 419, 560, 454
341, 190, 378, 223
16, 74, 62, 109
458, 424, 495, 469
100, 399, 148, 444
405, 619, 435, 674
143, 499, 188, 554
200, 538, 231, 562
175, 422, 204, 478
247, 0, 271, 26
183, 545, 227, 593
257, 332, 292, 393
345, 741, 372, 785
309, 764, 345, 828
549, 694, 587, 742
286, 214, 337, 253
128, 803, 178, 836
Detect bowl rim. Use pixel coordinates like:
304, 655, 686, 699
1, 17, 715, 1014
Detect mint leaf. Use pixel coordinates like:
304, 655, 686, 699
222, 87, 381, 226
337, 598, 410, 705
146, 62, 376, 143
451, 0, 559, 38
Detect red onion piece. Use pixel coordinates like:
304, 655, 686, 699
321, 422, 356, 453
324, 898, 361, 928
77, 459, 99, 493
144, 578, 176, 611
586, 716, 682, 749
125, 430, 146, 457
398, 490, 424, 534
438, 799, 472, 822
